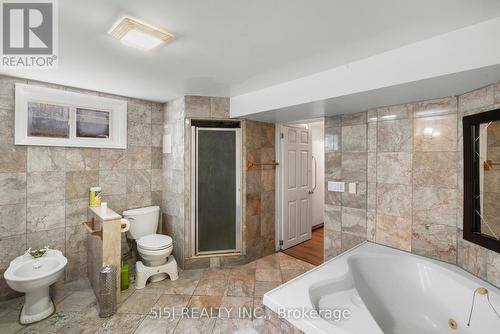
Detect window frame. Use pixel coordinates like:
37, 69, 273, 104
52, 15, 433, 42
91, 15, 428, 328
463, 108, 500, 253
15, 83, 127, 149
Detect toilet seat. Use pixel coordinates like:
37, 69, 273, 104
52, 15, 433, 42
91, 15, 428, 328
123, 205, 178, 288
137, 234, 172, 251
135, 234, 176, 286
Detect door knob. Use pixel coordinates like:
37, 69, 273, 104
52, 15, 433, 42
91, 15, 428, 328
308, 190, 314, 194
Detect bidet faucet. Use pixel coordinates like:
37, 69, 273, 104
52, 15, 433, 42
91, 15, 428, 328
27, 246, 50, 258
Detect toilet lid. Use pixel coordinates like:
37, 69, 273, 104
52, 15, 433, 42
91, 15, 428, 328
137, 234, 173, 250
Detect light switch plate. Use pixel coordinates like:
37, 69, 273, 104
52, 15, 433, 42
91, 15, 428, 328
163, 134, 172, 154
348, 182, 357, 194
328, 181, 345, 192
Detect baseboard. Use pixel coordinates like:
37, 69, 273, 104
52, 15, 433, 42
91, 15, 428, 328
312, 223, 324, 230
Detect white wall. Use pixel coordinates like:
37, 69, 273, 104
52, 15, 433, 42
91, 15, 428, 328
309, 121, 324, 227
230, 17, 500, 119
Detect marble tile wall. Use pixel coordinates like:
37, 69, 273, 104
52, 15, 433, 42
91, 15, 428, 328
162, 96, 186, 269
184, 96, 230, 119
243, 120, 276, 263
0, 75, 164, 301
324, 83, 500, 288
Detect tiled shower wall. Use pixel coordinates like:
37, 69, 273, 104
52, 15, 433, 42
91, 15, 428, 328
0, 75, 163, 300
183, 119, 276, 269
243, 120, 276, 262
324, 83, 500, 288
161, 95, 234, 270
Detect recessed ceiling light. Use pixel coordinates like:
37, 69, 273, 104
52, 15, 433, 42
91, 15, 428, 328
109, 16, 173, 51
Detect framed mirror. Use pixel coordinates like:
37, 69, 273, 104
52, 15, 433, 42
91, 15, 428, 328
463, 109, 500, 253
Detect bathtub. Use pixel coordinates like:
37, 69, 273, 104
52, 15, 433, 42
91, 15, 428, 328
263, 242, 499, 334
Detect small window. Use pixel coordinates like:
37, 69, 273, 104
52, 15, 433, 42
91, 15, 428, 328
15, 84, 127, 149
76, 108, 110, 138
27, 102, 70, 138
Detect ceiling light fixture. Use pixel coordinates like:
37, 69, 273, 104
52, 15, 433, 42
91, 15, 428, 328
109, 16, 173, 51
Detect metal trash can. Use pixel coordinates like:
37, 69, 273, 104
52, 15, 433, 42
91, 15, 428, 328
99, 265, 117, 318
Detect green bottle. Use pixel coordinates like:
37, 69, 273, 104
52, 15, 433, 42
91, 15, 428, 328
120, 260, 129, 291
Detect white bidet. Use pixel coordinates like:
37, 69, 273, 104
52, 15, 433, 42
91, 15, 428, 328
4, 249, 67, 324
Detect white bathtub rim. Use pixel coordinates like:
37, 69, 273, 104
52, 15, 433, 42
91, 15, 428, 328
263, 242, 369, 334
263, 241, 499, 334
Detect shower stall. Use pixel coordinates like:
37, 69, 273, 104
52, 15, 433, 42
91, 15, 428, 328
190, 120, 242, 256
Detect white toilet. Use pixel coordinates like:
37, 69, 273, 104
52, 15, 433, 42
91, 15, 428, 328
122, 206, 178, 289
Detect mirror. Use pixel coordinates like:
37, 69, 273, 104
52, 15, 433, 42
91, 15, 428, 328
463, 109, 500, 252
478, 120, 500, 239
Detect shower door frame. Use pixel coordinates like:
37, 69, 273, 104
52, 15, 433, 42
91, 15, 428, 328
190, 125, 242, 257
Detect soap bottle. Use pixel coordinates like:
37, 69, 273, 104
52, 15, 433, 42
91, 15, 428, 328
89, 187, 102, 207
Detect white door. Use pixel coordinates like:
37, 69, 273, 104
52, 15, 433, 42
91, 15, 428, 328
281, 125, 313, 249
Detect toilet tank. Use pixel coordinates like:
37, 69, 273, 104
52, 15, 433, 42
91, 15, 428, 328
123, 206, 160, 240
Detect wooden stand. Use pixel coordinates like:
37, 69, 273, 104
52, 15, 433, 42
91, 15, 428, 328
84, 206, 122, 303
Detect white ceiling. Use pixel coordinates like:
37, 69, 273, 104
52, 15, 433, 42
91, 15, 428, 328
244, 64, 500, 123
2, 0, 500, 102
231, 15, 500, 122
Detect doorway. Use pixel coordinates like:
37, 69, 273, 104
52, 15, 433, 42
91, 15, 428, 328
277, 120, 324, 265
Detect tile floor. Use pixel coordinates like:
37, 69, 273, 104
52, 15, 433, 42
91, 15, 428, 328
0, 252, 314, 334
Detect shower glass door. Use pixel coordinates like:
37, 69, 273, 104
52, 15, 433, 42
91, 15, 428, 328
193, 125, 241, 255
